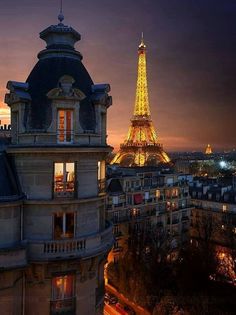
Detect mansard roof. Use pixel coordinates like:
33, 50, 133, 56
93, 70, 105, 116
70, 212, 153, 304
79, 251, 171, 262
25, 56, 95, 131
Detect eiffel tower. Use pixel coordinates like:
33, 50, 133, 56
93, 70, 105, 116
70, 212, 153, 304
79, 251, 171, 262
111, 35, 170, 166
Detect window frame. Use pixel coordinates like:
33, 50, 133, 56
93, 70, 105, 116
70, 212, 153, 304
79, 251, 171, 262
57, 109, 74, 144
53, 212, 76, 240
53, 162, 76, 198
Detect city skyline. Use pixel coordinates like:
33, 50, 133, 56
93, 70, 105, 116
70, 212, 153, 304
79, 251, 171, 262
0, 0, 235, 151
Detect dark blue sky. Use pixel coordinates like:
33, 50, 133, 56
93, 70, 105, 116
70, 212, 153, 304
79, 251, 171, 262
0, 0, 235, 151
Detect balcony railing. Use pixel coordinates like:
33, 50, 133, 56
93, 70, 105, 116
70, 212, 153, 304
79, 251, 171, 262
28, 222, 114, 261
57, 129, 74, 144
53, 181, 77, 198
172, 219, 179, 225
182, 216, 190, 222
50, 297, 76, 315
44, 239, 86, 255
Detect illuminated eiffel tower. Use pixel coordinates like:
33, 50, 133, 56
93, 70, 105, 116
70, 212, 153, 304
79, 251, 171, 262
111, 35, 170, 166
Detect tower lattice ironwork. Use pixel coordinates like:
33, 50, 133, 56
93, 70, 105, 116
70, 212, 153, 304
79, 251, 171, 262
111, 35, 170, 166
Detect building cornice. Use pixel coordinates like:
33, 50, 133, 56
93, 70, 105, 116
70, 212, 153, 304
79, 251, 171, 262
6, 145, 113, 154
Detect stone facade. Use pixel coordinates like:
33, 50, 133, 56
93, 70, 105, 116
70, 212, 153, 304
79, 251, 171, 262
0, 16, 113, 315
106, 167, 194, 263
190, 179, 236, 283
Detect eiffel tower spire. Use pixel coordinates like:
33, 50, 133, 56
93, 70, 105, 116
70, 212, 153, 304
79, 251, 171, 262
111, 36, 170, 167
133, 33, 150, 117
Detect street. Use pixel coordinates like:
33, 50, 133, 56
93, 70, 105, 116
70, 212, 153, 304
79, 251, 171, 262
105, 284, 151, 315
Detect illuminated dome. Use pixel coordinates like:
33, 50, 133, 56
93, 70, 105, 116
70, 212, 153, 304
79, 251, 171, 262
205, 144, 213, 155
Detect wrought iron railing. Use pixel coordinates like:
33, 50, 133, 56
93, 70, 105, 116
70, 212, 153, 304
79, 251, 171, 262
53, 181, 77, 198
57, 129, 74, 144
50, 297, 76, 315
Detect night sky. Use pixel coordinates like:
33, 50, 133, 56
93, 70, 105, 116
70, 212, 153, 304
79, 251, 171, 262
0, 0, 235, 151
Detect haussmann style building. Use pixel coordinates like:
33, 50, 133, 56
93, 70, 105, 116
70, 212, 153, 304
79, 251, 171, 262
0, 13, 113, 315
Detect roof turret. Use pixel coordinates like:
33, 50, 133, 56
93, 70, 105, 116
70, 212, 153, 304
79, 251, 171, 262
38, 8, 82, 60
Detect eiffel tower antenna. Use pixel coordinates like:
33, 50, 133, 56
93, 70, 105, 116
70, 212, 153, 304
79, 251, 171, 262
58, 0, 64, 24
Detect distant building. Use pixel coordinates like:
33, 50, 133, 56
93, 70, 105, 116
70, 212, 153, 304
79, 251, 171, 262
111, 36, 170, 167
0, 124, 11, 138
0, 12, 113, 315
106, 166, 193, 263
190, 178, 236, 282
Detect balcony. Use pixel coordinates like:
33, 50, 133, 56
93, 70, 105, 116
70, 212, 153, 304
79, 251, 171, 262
167, 219, 179, 225
28, 222, 114, 261
107, 202, 126, 211
50, 297, 76, 315
0, 244, 27, 270
57, 129, 74, 144
113, 215, 129, 224
53, 181, 77, 198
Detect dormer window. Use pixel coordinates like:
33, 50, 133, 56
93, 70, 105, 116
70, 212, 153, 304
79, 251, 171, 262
57, 109, 73, 144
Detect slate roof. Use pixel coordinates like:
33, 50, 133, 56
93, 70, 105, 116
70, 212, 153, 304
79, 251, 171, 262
25, 56, 95, 131
107, 178, 123, 194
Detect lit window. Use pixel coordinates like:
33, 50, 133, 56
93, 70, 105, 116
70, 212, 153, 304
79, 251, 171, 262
54, 212, 75, 239
166, 201, 171, 210
172, 189, 178, 197
156, 190, 160, 199
165, 190, 171, 198
112, 196, 119, 205
98, 161, 101, 180
222, 205, 227, 212
51, 275, 75, 312
131, 208, 140, 217
98, 161, 106, 194
172, 202, 177, 210
57, 109, 73, 143
54, 162, 75, 197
